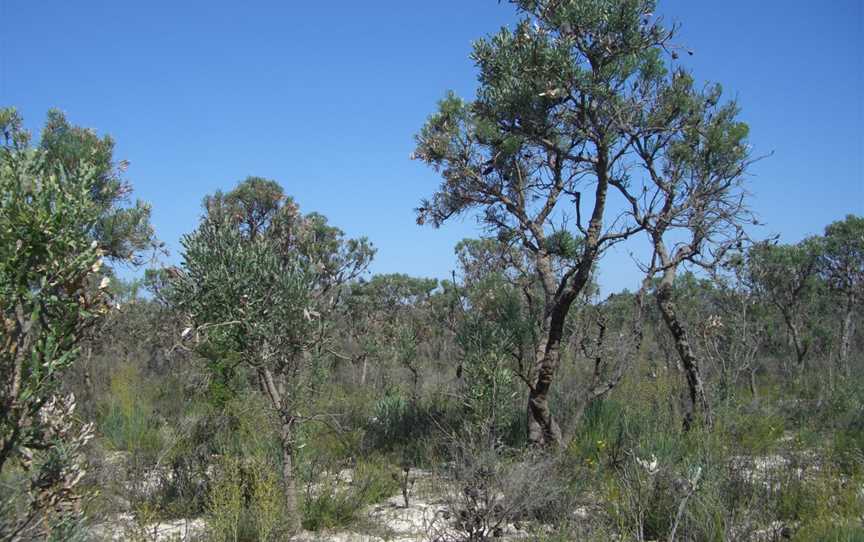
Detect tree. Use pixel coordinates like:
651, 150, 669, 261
746, 239, 825, 372
37, 109, 158, 264
820, 215, 864, 374
624, 71, 753, 429
668, 268, 761, 402
0, 108, 115, 540
412, 0, 744, 445
171, 177, 373, 530
454, 238, 543, 386
345, 274, 438, 393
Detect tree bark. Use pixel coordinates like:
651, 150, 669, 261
527, 347, 563, 447
280, 417, 301, 534
655, 280, 713, 431
749, 368, 759, 400
839, 304, 855, 376
526, 297, 573, 447
258, 366, 301, 532
525, 142, 609, 448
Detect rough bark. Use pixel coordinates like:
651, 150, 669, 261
655, 279, 713, 431
525, 149, 609, 448
527, 343, 563, 447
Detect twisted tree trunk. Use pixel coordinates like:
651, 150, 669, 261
527, 335, 563, 447
655, 278, 713, 431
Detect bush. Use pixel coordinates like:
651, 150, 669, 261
97, 364, 163, 462
300, 455, 400, 532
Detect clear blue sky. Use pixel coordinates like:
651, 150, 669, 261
2, 1, 862, 293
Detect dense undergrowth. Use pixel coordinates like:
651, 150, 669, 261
73, 338, 864, 541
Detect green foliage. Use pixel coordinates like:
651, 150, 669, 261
458, 309, 521, 441
746, 238, 829, 367
0, 107, 119, 539
206, 456, 245, 542
248, 457, 285, 542
365, 390, 459, 466
36, 109, 157, 264
725, 408, 785, 455
821, 214, 864, 297
793, 522, 864, 542
300, 456, 399, 532
97, 364, 163, 461
172, 177, 375, 415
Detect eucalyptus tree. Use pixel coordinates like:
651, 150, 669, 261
820, 215, 864, 374
622, 73, 754, 429
412, 0, 748, 445
454, 238, 542, 382
171, 177, 373, 529
699, 262, 771, 401
746, 239, 825, 373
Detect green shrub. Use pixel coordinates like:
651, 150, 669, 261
249, 457, 285, 542
97, 364, 163, 461
727, 411, 785, 455
300, 455, 399, 531
793, 522, 864, 542
206, 456, 244, 542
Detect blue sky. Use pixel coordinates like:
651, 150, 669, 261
2, 1, 861, 293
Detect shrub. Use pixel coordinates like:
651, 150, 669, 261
300, 455, 399, 532
97, 364, 163, 462
206, 456, 244, 542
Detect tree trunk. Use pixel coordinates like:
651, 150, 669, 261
258, 366, 301, 533
527, 310, 564, 448
280, 418, 301, 533
360, 354, 368, 386
781, 311, 808, 371
839, 305, 855, 376
749, 368, 759, 400
527, 350, 563, 447
655, 282, 713, 431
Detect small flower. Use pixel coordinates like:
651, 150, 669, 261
99, 276, 110, 290
91, 258, 103, 273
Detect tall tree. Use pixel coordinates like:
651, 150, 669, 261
412, 0, 746, 445
171, 177, 373, 530
345, 274, 438, 393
